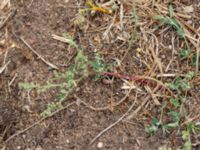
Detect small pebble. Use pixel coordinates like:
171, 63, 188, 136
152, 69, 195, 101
97, 142, 103, 149
66, 139, 70, 144
17, 146, 21, 150
22, 134, 26, 139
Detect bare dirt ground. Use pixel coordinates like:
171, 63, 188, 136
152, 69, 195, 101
0, 0, 200, 150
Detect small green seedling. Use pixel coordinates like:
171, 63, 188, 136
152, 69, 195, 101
154, 15, 185, 38
191, 54, 197, 67
170, 98, 181, 108
19, 34, 89, 116
41, 102, 61, 117
167, 71, 195, 92
163, 111, 180, 131
146, 118, 161, 135
168, 4, 174, 18
154, 5, 185, 38
131, 9, 138, 24
19, 33, 112, 117
91, 53, 111, 79
182, 130, 191, 150
180, 49, 190, 60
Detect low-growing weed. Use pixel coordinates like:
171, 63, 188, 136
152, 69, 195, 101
19, 34, 112, 117
19, 34, 88, 116
167, 71, 194, 92
154, 5, 185, 38
180, 48, 190, 60
146, 72, 197, 149
91, 53, 112, 79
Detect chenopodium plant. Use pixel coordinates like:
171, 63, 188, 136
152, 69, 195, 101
19, 34, 89, 116
90, 53, 112, 80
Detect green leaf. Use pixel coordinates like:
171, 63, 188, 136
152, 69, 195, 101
191, 54, 197, 67
164, 121, 179, 129
146, 118, 161, 135
152, 117, 161, 126
91, 53, 111, 76
131, 9, 138, 23
63, 33, 78, 48
18, 82, 39, 91
186, 122, 200, 133
168, 111, 180, 122
167, 82, 179, 91
182, 130, 190, 140
179, 79, 191, 91
170, 98, 180, 108
41, 102, 61, 117
182, 130, 191, 150
146, 125, 158, 135
180, 49, 190, 59
169, 4, 174, 18
168, 77, 191, 91
154, 15, 185, 38
185, 71, 195, 80
183, 140, 191, 150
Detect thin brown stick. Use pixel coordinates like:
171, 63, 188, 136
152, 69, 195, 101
125, 85, 160, 120
0, 60, 10, 74
196, 39, 200, 73
0, 9, 16, 30
18, 37, 59, 70
79, 88, 132, 111
5, 102, 75, 143
89, 93, 137, 145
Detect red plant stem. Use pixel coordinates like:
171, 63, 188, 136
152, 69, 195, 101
102, 72, 164, 91
102, 72, 173, 97
103, 72, 141, 81
103, 72, 146, 82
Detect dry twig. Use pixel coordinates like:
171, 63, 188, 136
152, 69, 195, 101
19, 37, 59, 70
5, 102, 75, 143
0, 9, 16, 30
125, 85, 160, 120
90, 93, 137, 145
0, 60, 10, 74
196, 39, 200, 73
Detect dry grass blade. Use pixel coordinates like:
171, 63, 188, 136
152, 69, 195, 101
0, 0, 10, 10
145, 86, 161, 106
90, 93, 137, 145
0, 9, 16, 30
125, 85, 160, 120
52, 34, 73, 44
0, 60, 10, 74
196, 39, 200, 73
19, 37, 59, 70
149, 46, 163, 75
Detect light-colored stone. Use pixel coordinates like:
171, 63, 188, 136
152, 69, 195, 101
97, 142, 103, 149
